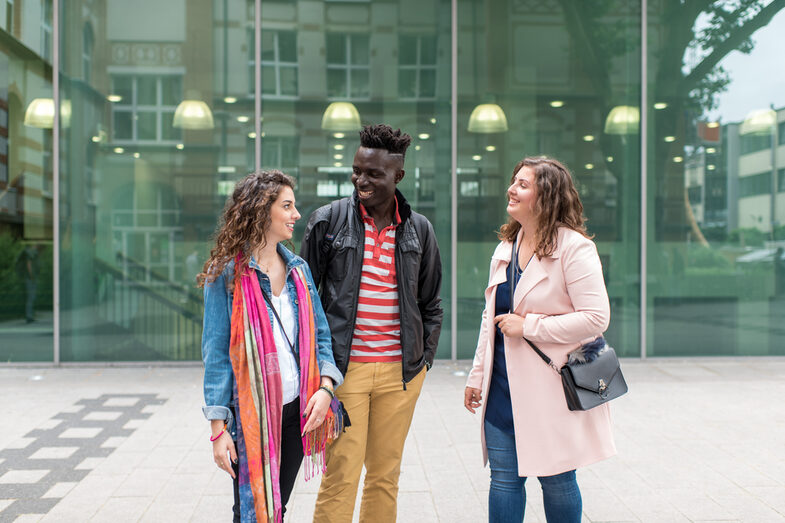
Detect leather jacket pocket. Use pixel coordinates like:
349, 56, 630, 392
327, 235, 359, 282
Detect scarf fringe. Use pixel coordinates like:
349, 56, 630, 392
302, 398, 346, 481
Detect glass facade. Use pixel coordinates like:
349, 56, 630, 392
0, 1, 783, 362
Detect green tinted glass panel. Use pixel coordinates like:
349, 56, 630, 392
420, 70, 436, 98
262, 65, 276, 94
111, 75, 133, 104
137, 112, 157, 141
326, 33, 345, 64
647, 3, 785, 356
0, 1, 54, 361
161, 76, 182, 106
350, 70, 369, 98
60, 1, 255, 361
113, 111, 133, 140
399, 69, 416, 98
327, 69, 346, 98
456, 1, 641, 357
399, 35, 417, 65
161, 112, 178, 141
278, 31, 297, 62
280, 67, 297, 96
421, 36, 437, 64
261, 30, 275, 61
137, 76, 157, 105
350, 35, 369, 65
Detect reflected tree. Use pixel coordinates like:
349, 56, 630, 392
560, 0, 785, 245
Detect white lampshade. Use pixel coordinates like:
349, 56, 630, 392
467, 104, 508, 133
173, 100, 214, 130
740, 109, 776, 136
321, 102, 362, 131
24, 98, 72, 128
604, 105, 640, 135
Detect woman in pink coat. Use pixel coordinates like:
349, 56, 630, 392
464, 157, 615, 523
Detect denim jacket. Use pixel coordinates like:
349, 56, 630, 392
201, 244, 343, 437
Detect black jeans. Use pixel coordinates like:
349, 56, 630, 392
231, 399, 304, 522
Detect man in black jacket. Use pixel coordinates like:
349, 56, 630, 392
301, 124, 442, 523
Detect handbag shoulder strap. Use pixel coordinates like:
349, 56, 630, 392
523, 336, 561, 374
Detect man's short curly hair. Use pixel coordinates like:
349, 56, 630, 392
359, 124, 412, 156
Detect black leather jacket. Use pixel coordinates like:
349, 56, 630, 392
300, 190, 443, 385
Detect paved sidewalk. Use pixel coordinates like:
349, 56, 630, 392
0, 358, 784, 522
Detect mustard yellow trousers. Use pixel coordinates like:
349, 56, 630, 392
313, 361, 426, 523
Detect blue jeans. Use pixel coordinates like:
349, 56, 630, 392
485, 419, 582, 523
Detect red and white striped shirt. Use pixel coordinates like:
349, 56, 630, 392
350, 201, 402, 363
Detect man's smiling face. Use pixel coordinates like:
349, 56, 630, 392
351, 146, 404, 213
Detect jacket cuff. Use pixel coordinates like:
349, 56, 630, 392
202, 405, 233, 430
319, 361, 344, 388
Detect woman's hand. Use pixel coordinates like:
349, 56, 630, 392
494, 313, 525, 338
211, 422, 237, 479
302, 379, 334, 434
464, 386, 482, 413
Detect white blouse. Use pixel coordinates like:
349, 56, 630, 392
270, 283, 300, 404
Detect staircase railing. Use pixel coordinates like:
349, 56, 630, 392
93, 254, 203, 360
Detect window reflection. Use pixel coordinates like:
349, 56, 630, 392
0, 0, 54, 361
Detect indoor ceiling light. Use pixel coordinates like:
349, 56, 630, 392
468, 104, 508, 133
550, 100, 564, 108
604, 105, 640, 135
583, 135, 594, 142
321, 102, 361, 131
654, 102, 667, 110
223, 96, 237, 104
24, 98, 71, 128
107, 94, 122, 103
173, 100, 214, 130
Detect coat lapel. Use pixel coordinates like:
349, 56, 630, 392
512, 256, 547, 313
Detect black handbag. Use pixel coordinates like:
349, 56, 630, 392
523, 336, 628, 411
509, 239, 628, 411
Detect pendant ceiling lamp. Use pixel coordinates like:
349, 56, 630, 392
321, 102, 362, 131
173, 100, 215, 130
604, 105, 640, 135
467, 103, 508, 133
24, 98, 71, 128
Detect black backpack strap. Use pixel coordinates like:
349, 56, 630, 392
317, 198, 350, 281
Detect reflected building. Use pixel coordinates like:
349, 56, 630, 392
1, 0, 784, 362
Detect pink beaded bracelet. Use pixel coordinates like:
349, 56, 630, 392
210, 425, 226, 442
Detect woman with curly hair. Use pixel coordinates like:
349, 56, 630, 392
463, 157, 615, 523
199, 170, 345, 522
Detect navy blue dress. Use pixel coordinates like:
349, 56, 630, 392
484, 258, 523, 435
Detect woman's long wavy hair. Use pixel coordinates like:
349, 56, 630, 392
197, 170, 295, 288
498, 156, 589, 257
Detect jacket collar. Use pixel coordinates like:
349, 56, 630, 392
248, 243, 303, 272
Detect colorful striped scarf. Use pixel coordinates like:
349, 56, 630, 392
229, 258, 345, 523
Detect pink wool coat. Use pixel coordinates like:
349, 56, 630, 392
466, 226, 616, 477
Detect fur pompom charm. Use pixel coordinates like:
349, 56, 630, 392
567, 336, 609, 364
